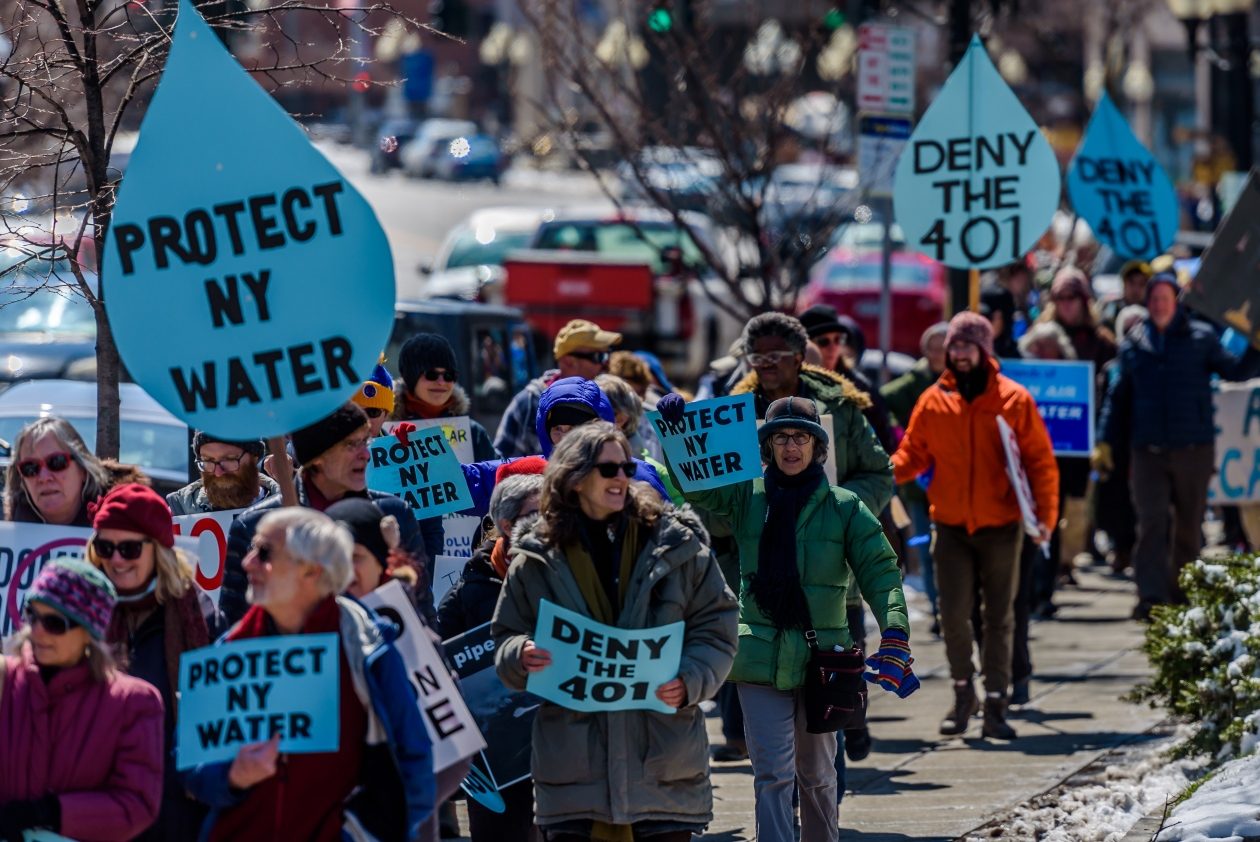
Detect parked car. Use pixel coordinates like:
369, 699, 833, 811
399, 119, 479, 179
0, 245, 101, 389
615, 146, 723, 213
422, 207, 544, 302
385, 299, 540, 434
798, 248, 947, 357
0, 380, 191, 496
370, 118, 422, 173
430, 134, 507, 183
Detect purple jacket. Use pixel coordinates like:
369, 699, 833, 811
0, 646, 164, 841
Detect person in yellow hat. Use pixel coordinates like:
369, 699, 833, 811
351, 356, 395, 437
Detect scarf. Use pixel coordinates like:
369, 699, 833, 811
949, 360, 990, 402
107, 580, 210, 716
750, 462, 826, 631
490, 538, 510, 580
403, 392, 452, 420
563, 516, 640, 625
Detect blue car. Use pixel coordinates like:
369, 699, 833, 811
431, 134, 506, 184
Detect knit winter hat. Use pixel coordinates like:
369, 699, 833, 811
191, 431, 265, 459
945, 311, 995, 358
326, 498, 392, 570
1051, 268, 1092, 302
290, 402, 368, 466
27, 558, 117, 640
495, 455, 549, 483
759, 396, 829, 448
1146, 272, 1181, 301
399, 334, 458, 389
546, 402, 598, 433
353, 356, 395, 414
798, 304, 845, 339
91, 483, 175, 548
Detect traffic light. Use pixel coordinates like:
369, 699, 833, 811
822, 7, 846, 30
647, 1, 673, 32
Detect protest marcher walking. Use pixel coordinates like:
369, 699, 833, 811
0, 559, 164, 841
393, 333, 499, 461
892, 312, 1058, 740
167, 433, 278, 515
4, 416, 148, 526
495, 319, 622, 458
88, 483, 221, 840
1094, 305, 1147, 577
223, 402, 440, 625
187, 508, 435, 842
493, 423, 739, 842
1097, 273, 1260, 619
799, 305, 895, 452
352, 357, 397, 438
980, 285, 1023, 359
1100, 260, 1153, 331
656, 393, 913, 842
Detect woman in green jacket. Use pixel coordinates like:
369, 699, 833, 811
655, 394, 916, 842
492, 422, 739, 842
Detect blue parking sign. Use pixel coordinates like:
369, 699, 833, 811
1001, 360, 1095, 456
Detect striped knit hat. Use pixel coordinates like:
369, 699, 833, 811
27, 558, 117, 640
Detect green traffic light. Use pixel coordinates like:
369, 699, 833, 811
647, 7, 674, 32
823, 8, 845, 29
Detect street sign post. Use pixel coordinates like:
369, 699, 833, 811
858, 23, 915, 115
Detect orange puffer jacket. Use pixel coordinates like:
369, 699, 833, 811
892, 357, 1059, 534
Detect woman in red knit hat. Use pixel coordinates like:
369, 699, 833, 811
86, 483, 223, 841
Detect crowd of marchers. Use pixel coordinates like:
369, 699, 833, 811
0, 255, 1252, 842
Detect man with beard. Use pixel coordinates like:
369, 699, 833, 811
891, 312, 1058, 742
167, 433, 279, 515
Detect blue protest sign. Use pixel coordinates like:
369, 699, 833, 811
646, 394, 760, 492
527, 600, 684, 715
176, 633, 339, 769
1000, 360, 1094, 456
1066, 93, 1178, 261
102, 0, 395, 440
365, 431, 472, 518
893, 36, 1060, 270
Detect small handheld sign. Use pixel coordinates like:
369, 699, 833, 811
102, 0, 395, 439
365, 430, 472, 519
893, 36, 1059, 270
646, 394, 760, 492
1066, 93, 1178, 261
999, 360, 1095, 456
527, 600, 684, 715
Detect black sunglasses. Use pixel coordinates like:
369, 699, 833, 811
570, 351, 610, 365
250, 542, 274, 563
92, 537, 150, 561
594, 461, 636, 479
422, 369, 458, 383
17, 451, 74, 478
364, 407, 386, 419
24, 605, 77, 635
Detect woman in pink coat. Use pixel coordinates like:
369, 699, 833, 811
0, 558, 164, 841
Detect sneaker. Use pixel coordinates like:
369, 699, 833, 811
1010, 679, 1030, 707
1132, 601, 1154, 622
982, 695, 1017, 740
939, 681, 979, 736
711, 739, 748, 762
844, 727, 872, 761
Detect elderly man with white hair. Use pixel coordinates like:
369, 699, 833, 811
187, 508, 436, 842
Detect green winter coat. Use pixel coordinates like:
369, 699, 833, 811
680, 477, 908, 690
492, 508, 738, 827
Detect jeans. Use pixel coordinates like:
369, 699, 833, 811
904, 494, 938, 616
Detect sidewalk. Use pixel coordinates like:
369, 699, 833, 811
702, 567, 1161, 841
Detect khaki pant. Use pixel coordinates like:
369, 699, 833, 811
933, 521, 1024, 695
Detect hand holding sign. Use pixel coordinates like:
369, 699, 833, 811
522, 640, 553, 673
227, 735, 281, 789
655, 677, 687, 709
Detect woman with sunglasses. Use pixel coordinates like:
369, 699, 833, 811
493, 422, 738, 842
3, 416, 148, 527
0, 559, 164, 841
86, 483, 222, 841
655, 394, 913, 842
393, 333, 499, 461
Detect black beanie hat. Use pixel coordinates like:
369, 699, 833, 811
399, 333, 458, 389
290, 402, 368, 465
798, 304, 845, 339
191, 431, 265, 459
326, 498, 390, 570
546, 402, 598, 432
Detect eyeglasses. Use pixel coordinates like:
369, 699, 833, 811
593, 461, 637, 479
23, 605, 77, 636
196, 452, 245, 473
747, 350, 797, 368
363, 408, 386, 419
92, 537, 151, 560
770, 432, 813, 447
569, 351, 610, 365
341, 436, 371, 452
814, 335, 848, 349
249, 542, 274, 564
17, 451, 74, 478
422, 368, 458, 383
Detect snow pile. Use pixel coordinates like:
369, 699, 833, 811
965, 733, 1204, 842
1157, 752, 1260, 841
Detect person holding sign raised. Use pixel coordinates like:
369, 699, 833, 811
186, 508, 435, 842
493, 422, 738, 842
168, 432, 278, 515
0, 559, 164, 841
392, 333, 500, 461
656, 393, 913, 842
223, 401, 441, 625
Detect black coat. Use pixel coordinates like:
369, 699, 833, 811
435, 542, 503, 640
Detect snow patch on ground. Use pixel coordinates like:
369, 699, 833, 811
1157, 751, 1260, 841
964, 729, 1205, 842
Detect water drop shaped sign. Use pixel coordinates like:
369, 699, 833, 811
1066, 92, 1178, 261
102, 0, 395, 439
893, 36, 1060, 270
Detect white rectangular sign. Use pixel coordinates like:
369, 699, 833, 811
858, 23, 915, 114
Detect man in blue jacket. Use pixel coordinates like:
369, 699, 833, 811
1097, 273, 1260, 619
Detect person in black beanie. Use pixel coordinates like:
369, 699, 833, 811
979, 285, 1023, 359
167, 432, 278, 514
219, 402, 443, 626
393, 333, 499, 461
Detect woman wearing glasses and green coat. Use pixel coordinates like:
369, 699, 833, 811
86, 483, 222, 841
493, 422, 739, 841
390, 333, 500, 461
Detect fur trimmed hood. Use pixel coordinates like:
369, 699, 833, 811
730, 363, 872, 411
391, 382, 472, 421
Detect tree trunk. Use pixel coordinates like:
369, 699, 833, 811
94, 298, 122, 460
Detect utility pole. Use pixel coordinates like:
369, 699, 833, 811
946, 0, 976, 314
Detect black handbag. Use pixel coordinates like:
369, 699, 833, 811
799, 612, 868, 735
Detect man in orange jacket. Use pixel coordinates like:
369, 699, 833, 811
892, 312, 1058, 741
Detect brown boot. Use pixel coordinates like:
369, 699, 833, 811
982, 694, 1017, 740
939, 681, 979, 735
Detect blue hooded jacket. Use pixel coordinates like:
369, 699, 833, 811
461, 377, 668, 514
